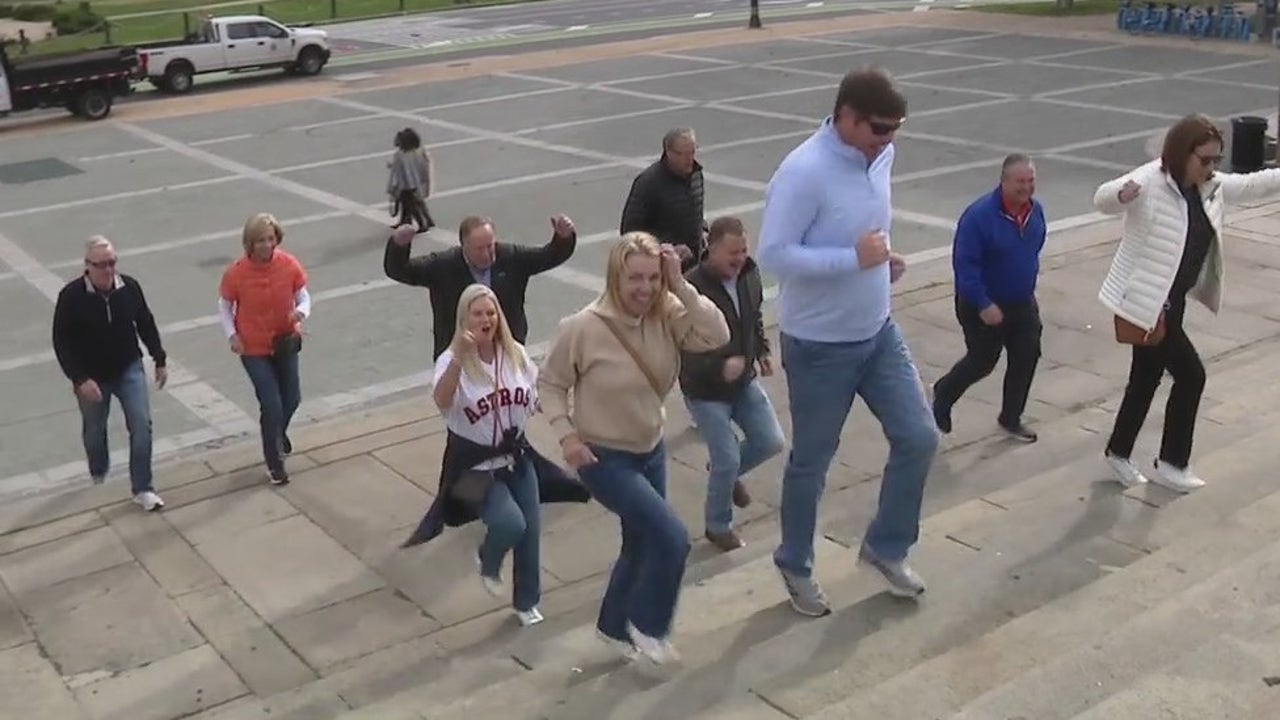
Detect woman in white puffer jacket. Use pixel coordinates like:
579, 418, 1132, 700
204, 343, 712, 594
1094, 113, 1280, 493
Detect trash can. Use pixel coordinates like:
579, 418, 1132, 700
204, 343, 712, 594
1231, 116, 1268, 173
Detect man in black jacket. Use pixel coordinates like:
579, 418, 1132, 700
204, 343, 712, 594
384, 214, 577, 359
620, 127, 707, 271
51, 236, 168, 511
679, 217, 786, 552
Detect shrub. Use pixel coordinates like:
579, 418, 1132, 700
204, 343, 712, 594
0, 5, 15, 19
53, 2, 102, 35
10, 4, 58, 21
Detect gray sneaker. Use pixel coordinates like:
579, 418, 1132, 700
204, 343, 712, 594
858, 544, 926, 598
775, 564, 831, 617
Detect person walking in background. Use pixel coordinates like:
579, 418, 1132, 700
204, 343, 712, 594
620, 128, 708, 271
387, 128, 435, 234
539, 232, 729, 664
402, 284, 589, 627
384, 215, 577, 360
52, 236, 168, 511
1095, 113, 1280, 492
679, 216, 785, 552
218, 213, 311, 486
932, 154, 1046, 443
757, 67, 938, 616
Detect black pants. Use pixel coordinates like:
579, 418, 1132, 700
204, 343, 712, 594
1106, 300, 1205, 469
934, 295, 1042, 427
395, 190, 434, 231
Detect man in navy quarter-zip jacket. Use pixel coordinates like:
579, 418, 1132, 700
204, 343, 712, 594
52, 236, 169, 511
932, 154, 1047, 444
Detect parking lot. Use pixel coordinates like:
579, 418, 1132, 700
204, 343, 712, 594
0, 23, 1276, 498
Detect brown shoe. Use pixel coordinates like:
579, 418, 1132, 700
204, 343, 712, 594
732, 480, 752, 508
705, 529, 745, 552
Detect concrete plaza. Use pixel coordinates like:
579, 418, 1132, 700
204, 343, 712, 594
2, 10, 1277, 499
1, 8, 1280, 720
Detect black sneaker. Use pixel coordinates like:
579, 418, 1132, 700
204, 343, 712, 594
931, 384, 952, 434
1000, 422, 1037, 443
281, 434, 293, 456
269, 470, 290, 486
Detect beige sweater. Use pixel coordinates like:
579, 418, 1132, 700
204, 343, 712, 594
538, 280, 730, 454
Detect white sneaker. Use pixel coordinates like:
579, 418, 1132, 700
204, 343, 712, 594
514, 607, 544, 627
476, 551, 504, 597
1104, 453, 1148, 488
1151, 460, 1206, 493
133, 491, 165, 511
626, 622, 679, 664
596, 630, 639, 661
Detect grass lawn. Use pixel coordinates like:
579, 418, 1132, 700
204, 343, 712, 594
968, 0, 1122, 16
8, 0, 543, 54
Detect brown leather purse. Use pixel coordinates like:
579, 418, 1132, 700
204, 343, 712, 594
1114, 313, 1165, 346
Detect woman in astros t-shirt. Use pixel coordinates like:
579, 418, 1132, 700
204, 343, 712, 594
431, 284, 544, 626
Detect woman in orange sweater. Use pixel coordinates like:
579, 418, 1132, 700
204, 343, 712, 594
539, 231, 730, 664
218, 213, 311, 485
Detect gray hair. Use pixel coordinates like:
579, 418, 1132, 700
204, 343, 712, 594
85, 235, 113, 257
662, 127, 696, 152
1000, 153, 1033, 178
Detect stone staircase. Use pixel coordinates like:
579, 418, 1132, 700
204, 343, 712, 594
183, 336, 1280, 720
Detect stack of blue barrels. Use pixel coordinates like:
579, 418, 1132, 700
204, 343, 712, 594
1117, 1, 1255, 40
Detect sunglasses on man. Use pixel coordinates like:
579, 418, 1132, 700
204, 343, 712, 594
87, 258, 117, 269
869, 119, 904, 136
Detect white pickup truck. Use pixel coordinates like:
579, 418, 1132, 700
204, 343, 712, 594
136, 15, 331, 94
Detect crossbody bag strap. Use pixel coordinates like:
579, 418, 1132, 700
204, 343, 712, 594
597, 315, 665, 398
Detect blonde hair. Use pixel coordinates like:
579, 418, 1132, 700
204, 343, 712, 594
453, 283, 529, 384
241, 213, 285, 255
602, 231, 673, 319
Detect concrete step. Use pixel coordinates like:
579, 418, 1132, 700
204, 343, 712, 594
319, 385, 1141, 718
1063, 608, 1280, 720
805, 428, 1280, 720
533, 389, 1280, 719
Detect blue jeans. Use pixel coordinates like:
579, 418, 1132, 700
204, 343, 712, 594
240, 353, 301, 475
685, 380, 786, 533
577, 441, 690, 640
77, 360, 154, 495
774, 319, 939, 575
478, 457, 542, 611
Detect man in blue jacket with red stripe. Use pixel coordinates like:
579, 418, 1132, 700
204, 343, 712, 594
932, 153, 1046, 443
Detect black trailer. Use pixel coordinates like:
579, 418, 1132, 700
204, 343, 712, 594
0, 44, 138, 121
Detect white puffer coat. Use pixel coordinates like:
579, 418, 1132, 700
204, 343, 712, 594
1094, 160, 1280, 331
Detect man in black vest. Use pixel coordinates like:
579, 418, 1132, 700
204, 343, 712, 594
621, 127, 708, 271
52, 236, 169, 511
679, 216, 786, 552
384, 214, 577, 359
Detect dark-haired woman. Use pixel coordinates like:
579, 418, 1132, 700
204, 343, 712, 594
1094, 113, 1280, 492
388, 128, 435, 234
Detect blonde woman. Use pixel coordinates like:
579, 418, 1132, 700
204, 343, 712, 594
1095, 113, 1280, 492
218, 213, 310, 485
539, 232, 730, 663
403, 284, 588, 627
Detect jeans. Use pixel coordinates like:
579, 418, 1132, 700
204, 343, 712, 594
685, 380, 786, 533
774, 319, 939, 575
478, 457, 542, 611
934, 296, 1043, 427
1106, 299, 1205, 469
241, 352, 301, 475
77, 359, 154, 495
577, 441, 690, 640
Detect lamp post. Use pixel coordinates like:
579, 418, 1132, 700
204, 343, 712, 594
749, 0, 762, 28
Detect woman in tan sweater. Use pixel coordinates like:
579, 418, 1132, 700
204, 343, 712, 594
539, 231, 730, 664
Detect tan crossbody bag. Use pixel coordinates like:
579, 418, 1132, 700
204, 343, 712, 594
596, 315, 666, 398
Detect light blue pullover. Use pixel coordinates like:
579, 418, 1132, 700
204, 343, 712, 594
757, 116, 894, 344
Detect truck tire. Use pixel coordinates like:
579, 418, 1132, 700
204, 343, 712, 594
164, 62, 195, 94
72, 89, 113, 120
295, 46, 325, 76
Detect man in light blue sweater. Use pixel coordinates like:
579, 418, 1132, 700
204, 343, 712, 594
757, 68, 939, 617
